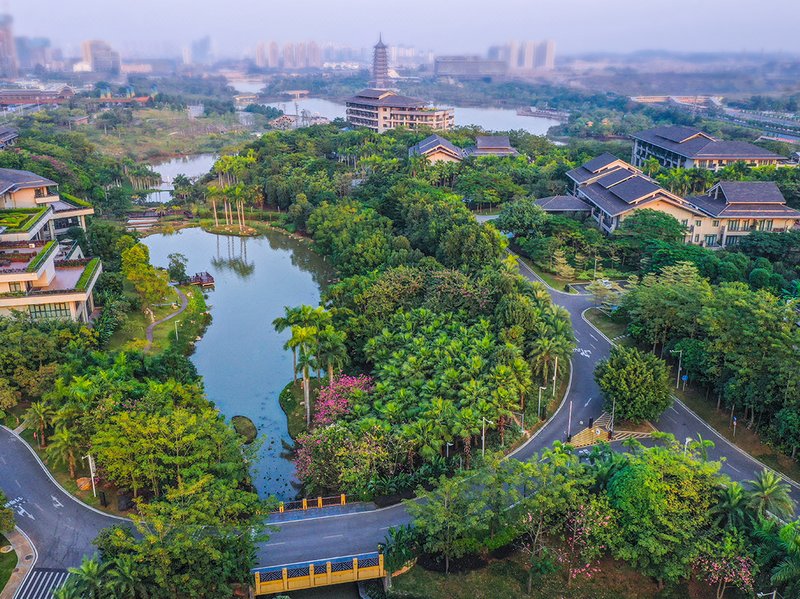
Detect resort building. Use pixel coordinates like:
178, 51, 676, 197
346, 89, 454, 133
0, 168, 101, 321
464, 135, 519, 157
408, 134, 465, 163
564, 154, 800, 246
631, 125, 787, 171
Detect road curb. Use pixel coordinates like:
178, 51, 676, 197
579, 308, 800, 491
0, 426, 128, 523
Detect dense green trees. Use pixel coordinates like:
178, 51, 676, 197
594, 346, 672, 424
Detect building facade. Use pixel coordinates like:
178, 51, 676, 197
0, 14, 18, 78
346, 89, 454, 133
631, 126, 786, 171
0, 169, 100, 321
82, 40, 121, 74
564, 154, 800, 247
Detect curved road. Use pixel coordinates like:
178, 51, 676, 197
1, 257, 797, 578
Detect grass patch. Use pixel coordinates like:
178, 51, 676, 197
584, 307, 633, 345
0, 207, 47, 232
108, 285, 181, 352
279, 378, 325, 440
0, 533, 17, 594
231, 416, 257, 444
517, 256, 582, 293
384, 552, 698, 599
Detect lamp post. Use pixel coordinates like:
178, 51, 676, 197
445, 442, 453, 458
481, 417, 494, 458
174, 319, 181, 342
567, 400, 573, 441
82, 453, 97, 498
684, 437, 692, 456
537, 386, 547, 420
593, 255, 599, 280
670, 349, 683, 389
552, 356, 558, 397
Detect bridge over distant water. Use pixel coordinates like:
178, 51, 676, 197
252, 551, 385, 595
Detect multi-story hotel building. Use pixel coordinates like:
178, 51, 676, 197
346, 89, 454, 133
564, 154, 800, 247
631, 125, 787, 171
0, 168, 101, 321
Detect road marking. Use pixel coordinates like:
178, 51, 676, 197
379, 526, 391, 530
323, 534, 344, 539
670, 406, 679, 414
664, 414, 677, 424
727, 464, 741, 473
266, 542, 286, 546
589, 333, 598, 341
51, 495, 64, 509
584, 397, 592, 407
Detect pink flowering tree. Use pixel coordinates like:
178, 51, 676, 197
312, 374, 373, 427
693, 533, 756, 599
559, 495, 615, 588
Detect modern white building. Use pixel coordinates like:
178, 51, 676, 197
0, 168, 101, 321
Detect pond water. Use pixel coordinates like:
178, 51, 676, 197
143, 227, 333, 499
144, 153, 218, 203
264, 97, 559, 134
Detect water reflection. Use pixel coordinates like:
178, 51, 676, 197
142, 227, 333, 498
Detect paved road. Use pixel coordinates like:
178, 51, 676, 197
2, 254, 797, 579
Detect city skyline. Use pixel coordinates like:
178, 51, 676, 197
7, 0, 800, 59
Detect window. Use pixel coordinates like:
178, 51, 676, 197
728, 220, 740, 232
695, 220, 702, 227
765, 220, 773, 231
712, 220, 720, 227
694, 234, 700, 242
704, 234, 718, 247
8, 282, 22, 292
725, 236, 741, 247
681, 219, 689, 226
28, 303, 71, 320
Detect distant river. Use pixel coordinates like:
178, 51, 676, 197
263, 97, 559, 134
144, 153, 218, 203
143, 227, 333, 499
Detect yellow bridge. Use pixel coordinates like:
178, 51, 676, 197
252, 552, 385, 595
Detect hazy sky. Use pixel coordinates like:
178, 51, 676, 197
11, 0, 800, 58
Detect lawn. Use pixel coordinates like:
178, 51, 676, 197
279, 378, 326, 440
0, 207, 47, 232
379, 553, 705, 599
0, 533, 17, 595
517, 256, 581, 293
584, 307, 633, 345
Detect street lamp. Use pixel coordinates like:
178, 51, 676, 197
481, 417, 494, 458
567, 400, 573, 441
537, 386, 547, 420
593, 255, 600, 280
82, 453, 97, 498
757, 592, 778, 599
445, 442, 453, 458
683, 436, 692, 456
670, 349, 683, 389
174, 319, 181, 341
552, 356, 558, 398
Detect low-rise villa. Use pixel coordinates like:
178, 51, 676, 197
0, 168, 101, 321
407, 134, 520, 164
563, 154, 800, 246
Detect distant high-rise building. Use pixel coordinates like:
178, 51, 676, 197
190, 36, 212, 65
268, 42, 280, 68
15, 37, 52, 72
494, 39, 555, 73
0, 15, 18, 78
307, 41, 322, 68
535, 40, 555, 70
371, 35, 389, 88
282, 43, 296, 69
82, 40, 121, 74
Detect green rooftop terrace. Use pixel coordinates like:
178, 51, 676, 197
0, 207, 49, 233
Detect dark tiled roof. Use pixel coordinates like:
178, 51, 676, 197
408, 134, 464, 159
582, 152, 622, 173
633, 126, 783, 160
686, 194, 727, 217
609, 177, 661, 203
716, 181, 786, 204
347, 89, 426, 108
596, 168, 636, 189
535, 195, 592, 212
0, 168, 57, 195
719, 203, 800, 219
476, 135, 511, 149
579, 183, 658, 217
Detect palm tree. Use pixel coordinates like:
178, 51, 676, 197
67, 556, 109, 599
106, 555, 148, 599
529, 337, 556, 386
711, 482, 752, 531
316, 325, 348, 386
755, 519, 800, 596
273, 306, 303, 384
292, 325, 318, 427
747, 470, 795, 520
52, 582, 84, 599
48, 426, 81, 479
26, 401, 54, 448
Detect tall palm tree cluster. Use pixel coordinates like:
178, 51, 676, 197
273, 305, 348, 426
208, 151, 259, 231
54, 556, 147, 599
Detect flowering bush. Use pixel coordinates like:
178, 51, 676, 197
693, 533, 756, 599
559, 495, 615, 586
312, 374, 373, 426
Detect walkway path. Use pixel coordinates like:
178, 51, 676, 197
0, 528, 34, 599
144, 286, 188, 350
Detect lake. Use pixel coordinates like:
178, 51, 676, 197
143, 227, 333, 499
145, 153, 218, 203
264, 97, 559, 134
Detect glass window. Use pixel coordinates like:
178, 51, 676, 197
712, 220, 720, 227
704, 234, 717, 246
695, 220, 702, 227
681, 219, 689, 226
728, 220, 740, 232
694, 234, 700, 242
9, 282, 22, 292
28, 302, 71, 320
765, 220, 773, 231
